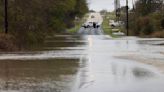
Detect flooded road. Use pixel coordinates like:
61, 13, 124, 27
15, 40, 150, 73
0, 33, 164, 92
0, 13, 164, 92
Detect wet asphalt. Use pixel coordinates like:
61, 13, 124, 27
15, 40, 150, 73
77, 27, 103, 35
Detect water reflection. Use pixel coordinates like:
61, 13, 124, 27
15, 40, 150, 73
132, 67, 155, 78
0, 59, 79, 92
72, 35, 164, 92
0, 35, 164, 92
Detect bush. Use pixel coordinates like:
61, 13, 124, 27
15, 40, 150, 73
0, 0, 88, 51
0, 34, 18, 51
152, 31, 164, 38
136, 16, 154, 36
14, 31, 45, 49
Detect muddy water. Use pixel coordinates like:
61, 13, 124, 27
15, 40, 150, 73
0, 35, 164, 92
0, 59, 79, 92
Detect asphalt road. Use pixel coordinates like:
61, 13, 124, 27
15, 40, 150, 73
77, 27, 104, 35
77, 12, 104, 35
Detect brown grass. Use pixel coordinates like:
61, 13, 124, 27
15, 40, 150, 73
151, 30, 164, 38
116, 55, 164, 74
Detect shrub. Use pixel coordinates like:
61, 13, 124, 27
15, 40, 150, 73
14, 31, 45, 49
0, 34, 18, 51
152, 31, 164, 38
135, 16, 155, 36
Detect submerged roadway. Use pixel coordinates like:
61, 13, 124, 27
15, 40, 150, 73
0, 13, 164, 92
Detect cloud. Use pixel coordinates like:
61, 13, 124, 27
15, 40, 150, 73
88, 0, 133, 12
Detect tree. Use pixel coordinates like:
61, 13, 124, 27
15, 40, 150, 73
0, 0, 88, 48
135, 0, 163, 16
100, 10, 108, 15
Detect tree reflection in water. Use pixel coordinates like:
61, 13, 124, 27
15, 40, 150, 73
0, 59, 79, 92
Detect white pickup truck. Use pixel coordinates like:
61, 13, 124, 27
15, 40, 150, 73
82, 22, 101, 28
82, 22, 93, 28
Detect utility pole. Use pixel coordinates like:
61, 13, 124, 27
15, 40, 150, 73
126, 0, 129, 36
4, 0, 8, 34
115, 0, 120, 21
132, 0, 134, 10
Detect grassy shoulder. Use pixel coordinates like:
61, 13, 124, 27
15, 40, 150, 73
0, 30, 46, 52
102, 13, 117, 37
68, 23, 82, 34
102, 18, 113, 35
67, 14, 89, 34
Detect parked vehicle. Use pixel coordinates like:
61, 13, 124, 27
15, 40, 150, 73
82, 22, 93, 28
94, 22, 101, 28
91, 15, 95, 18
112, 31, 125, 36
109, 20, 124, 28
97, 22, 101, 28
82, 22, 101, 28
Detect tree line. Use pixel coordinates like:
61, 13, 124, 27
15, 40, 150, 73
0, 0, 88, 50
120, 0, 164, 37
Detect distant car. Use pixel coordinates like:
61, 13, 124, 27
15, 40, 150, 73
96, 22, 101, 28
112, 31, 125, 36
109, 22, 119, 28
109, 20, 124, 28
91, 15, 95, 18
82, 22, 93, 28
93, 22, 101, 28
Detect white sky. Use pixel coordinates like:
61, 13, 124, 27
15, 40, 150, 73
88, 0, 134, 12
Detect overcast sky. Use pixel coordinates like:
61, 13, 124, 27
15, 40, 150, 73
88, 0, 134, 12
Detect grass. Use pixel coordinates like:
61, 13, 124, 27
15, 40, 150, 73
68, 14, 89, 34
102, 14, 117, 38
0, 28, 3, 33
151, 30, 164, 38
68, 23, 82, 33
102, 18, 112, 35
102, 12, 126, 38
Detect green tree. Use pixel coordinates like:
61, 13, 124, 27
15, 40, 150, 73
0, 0, 88, 49
135, 0, 163, 16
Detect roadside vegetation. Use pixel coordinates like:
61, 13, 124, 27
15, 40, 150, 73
101, 11, 119, 37
68, 14, 89, 34
120, 0, 164, 37
102, 13, 113, 36
0, 0, 88, 51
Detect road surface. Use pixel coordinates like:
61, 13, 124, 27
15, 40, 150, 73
78, 12, 103, 35
77, 27, 103, 35
0, 13, 164, 92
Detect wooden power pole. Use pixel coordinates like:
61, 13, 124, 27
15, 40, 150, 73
126, 0, 129, 36
115, 0, 120, 21
4, 0, 8, 34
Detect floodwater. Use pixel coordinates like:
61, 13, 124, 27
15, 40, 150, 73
0, 34, 164, 92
